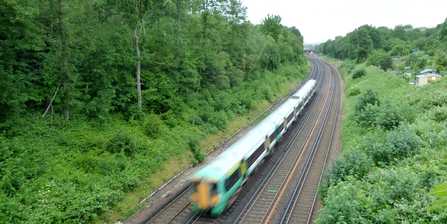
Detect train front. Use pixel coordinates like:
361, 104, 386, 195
190, 176, 225, 217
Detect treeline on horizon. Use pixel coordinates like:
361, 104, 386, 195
0, 0, 310, 223
316, 18, 447, 73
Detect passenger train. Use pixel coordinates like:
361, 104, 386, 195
189, 79, 317, 217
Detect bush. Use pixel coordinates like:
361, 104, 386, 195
214, 91, 231, 111
315, 177, 373, 223
352, 68, 366, 79
355, 103, 380, 129
346, 85, 362, 97
106, 129, 137, 156
142, 114, 164, 137
355, 89, 380, 116
336, 147, 373, 180
433, 106, 447, 122
319, 147, 373, 201
341, 60, 357, 74
376, 99, 403, 130
188, 138, 204, 164
385, 125, 422, 164
209, 110, 229, 130
366, 167, 436, 223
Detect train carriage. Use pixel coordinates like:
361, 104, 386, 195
190, 79, 316, 217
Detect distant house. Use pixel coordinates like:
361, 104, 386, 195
414, 73, 442, 86
420, 69, 437, 74
405, 27, 427, 32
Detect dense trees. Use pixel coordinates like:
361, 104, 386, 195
316, 19, 447, 73
0, 0, 309, 222
0, 0, 307, 122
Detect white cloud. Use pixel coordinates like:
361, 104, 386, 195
241, 0, 447, 44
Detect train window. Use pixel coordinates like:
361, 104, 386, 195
225, 168, 241, 192
278, 122, 284, 133
269, 132, 276, 143
287, 112, 294, 123
210, 183, 217, 196
247, 144, 264, 168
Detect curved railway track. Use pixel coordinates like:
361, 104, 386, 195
134, 56, 343, 224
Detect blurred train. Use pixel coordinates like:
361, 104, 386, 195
189, 79, 317, 217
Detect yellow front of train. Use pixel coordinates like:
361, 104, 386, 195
190, 178, 225, 216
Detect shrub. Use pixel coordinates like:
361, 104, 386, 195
355, 89, 380, 116
189, 114, 204, 125
385, 125, 422, 163
366, 167, 436, 223
352, 68, 366, 79
341, 60, 357, 74
161, 110, 180, 128
355, 103, 380, 129
346, 85, 362, 97
319, 147, 373, 201
260, 86, 273, 102
142, 114, 164, 137
214, 91, 231, 111
209, 110, 229, 130
188, 138, 204, 164
106, 129, 137, 156
433, 106, 447, 122
315, 177, 373, 223
239, 89, 257, 110
376, 99, 403, 130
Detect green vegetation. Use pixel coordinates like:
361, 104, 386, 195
316, 54, 447, 222
317, 20, 447, 76
0, 0, 309, 223
316, 17, 447, 223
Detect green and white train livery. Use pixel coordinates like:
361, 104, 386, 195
190, 79, 317, 217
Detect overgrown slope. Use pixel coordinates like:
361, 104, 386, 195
316, 60, 447, 223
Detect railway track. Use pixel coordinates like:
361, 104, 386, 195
231, 56, 339, 224
280, 57, 343, 224
135, 56, 343, 224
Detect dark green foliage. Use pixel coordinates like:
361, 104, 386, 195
188, 138, 204, 164
433, 106, 447, 122
355, 89, 380, 117
384, 125, 422, 163
106, 129, 138, 156
319, 147, 373, 202
363, 125, 421, 166
0, 0, 310, 222
316, 178, 373, 224
161, 110, 181, 128
365, 49, 393, 71
355, 103, 379, 129
341, 60, 357, 74
260, 14, 283, 42
143, 114, 164, 138
376, 100, 403, 130
209, 110, 229, 130
352, 68, 366, 79
317, 17, 447, 223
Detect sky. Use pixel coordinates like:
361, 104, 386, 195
241, 0, 447, 44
